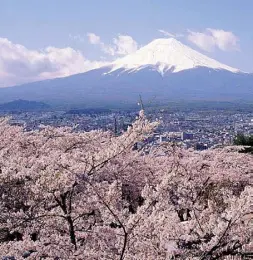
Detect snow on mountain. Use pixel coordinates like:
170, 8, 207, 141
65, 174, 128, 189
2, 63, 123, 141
107, 38, 240, 75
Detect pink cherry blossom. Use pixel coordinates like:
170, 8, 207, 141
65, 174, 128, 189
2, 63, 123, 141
0, 113, 252, 259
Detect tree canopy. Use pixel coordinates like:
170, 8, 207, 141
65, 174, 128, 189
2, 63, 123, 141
234, 133, 253, 154
0, 113, 252, 259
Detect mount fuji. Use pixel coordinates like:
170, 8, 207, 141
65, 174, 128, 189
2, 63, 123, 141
0, 38, 253, 108
108, 38, 239, 74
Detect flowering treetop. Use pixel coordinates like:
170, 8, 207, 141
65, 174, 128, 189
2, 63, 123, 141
0, 113, 252, 259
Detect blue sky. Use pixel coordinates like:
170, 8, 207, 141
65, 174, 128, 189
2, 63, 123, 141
0, 0, 253, 86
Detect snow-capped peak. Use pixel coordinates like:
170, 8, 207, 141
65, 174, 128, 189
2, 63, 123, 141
108, 38, 240, 74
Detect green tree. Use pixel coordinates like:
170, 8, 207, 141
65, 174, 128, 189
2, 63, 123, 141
234, 133, 253, 154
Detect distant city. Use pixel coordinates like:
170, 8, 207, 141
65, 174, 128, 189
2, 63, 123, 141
2, 107, 253, 151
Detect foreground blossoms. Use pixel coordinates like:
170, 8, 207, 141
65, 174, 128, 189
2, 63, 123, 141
0, 112, 252, 259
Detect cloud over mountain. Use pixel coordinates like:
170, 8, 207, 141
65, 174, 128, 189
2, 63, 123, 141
0, 38, 106, 87
87, 33, 138, 56
0, 32, 139, 87
187, 28, 240, 52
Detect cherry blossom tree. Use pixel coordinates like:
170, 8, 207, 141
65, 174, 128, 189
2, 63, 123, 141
0, 113, 252, 259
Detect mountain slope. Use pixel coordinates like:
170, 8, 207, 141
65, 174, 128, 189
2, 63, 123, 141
0, 38, 252, 107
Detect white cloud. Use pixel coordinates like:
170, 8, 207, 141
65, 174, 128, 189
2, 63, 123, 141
99, 43, 115, 56
113, 35, 138, 55
187, 28, 240, 52
87, 33, 101, 45
158, 29, 184, 38
207, 29, 240, 51
0, 33, 139, 87
87, 33, 138, 56
0, 38, 107, 87
187, 31, 215, 52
